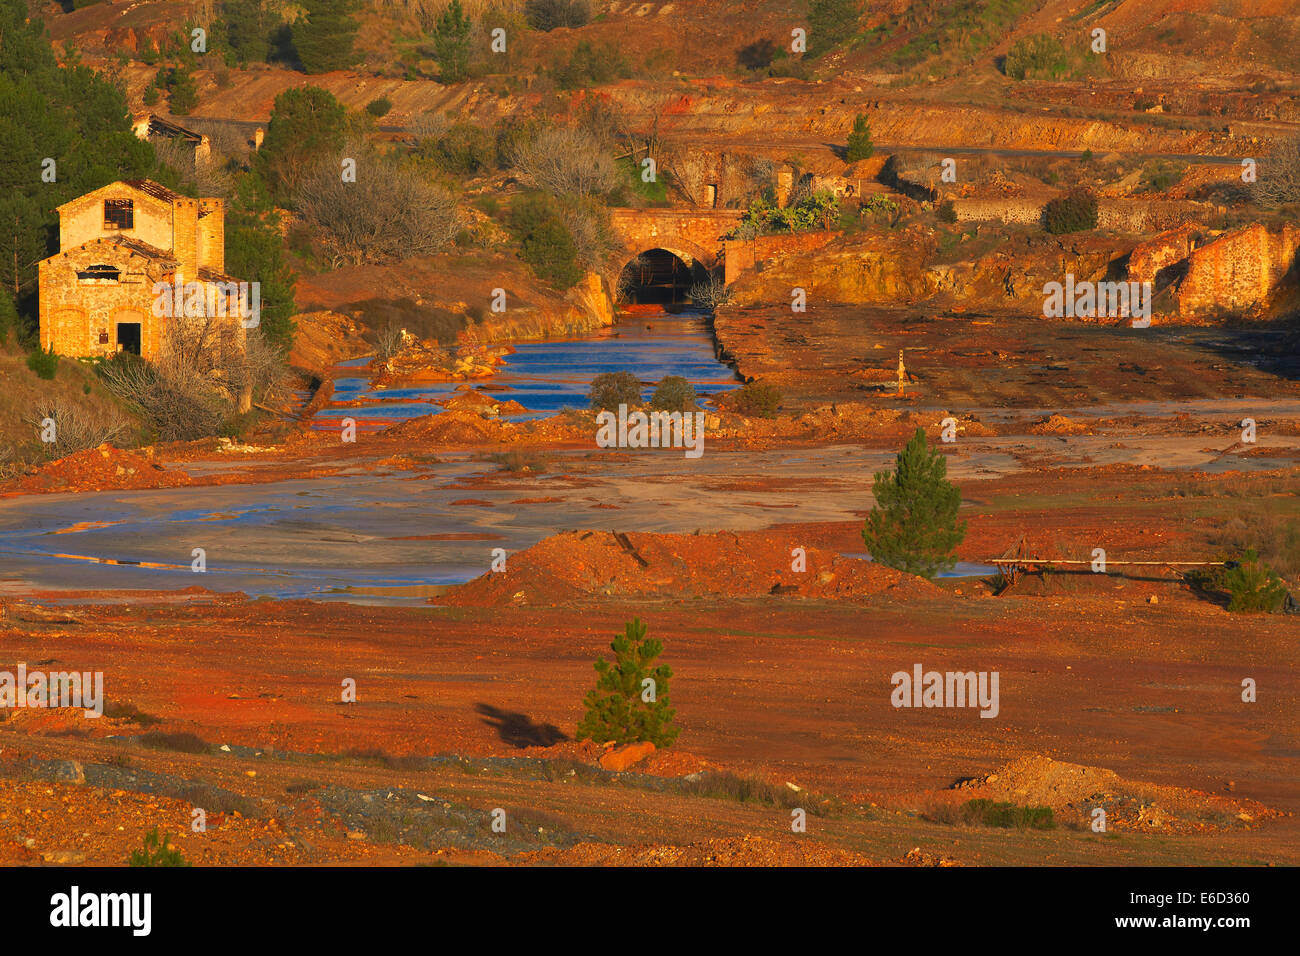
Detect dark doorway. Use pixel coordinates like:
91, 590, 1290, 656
618, 248, 706, 305
116, 322, 142, 355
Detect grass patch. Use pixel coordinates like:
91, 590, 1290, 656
675, 770, 830, 813
929, 798, 1056, 829
487, 449, 550, 473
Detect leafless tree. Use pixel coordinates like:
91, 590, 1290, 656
508, 126, 618, 201
296, 143, 462, 266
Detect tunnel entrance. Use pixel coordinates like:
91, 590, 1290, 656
618, 248, 708, 305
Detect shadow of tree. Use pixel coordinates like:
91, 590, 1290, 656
474, 703, 568, 748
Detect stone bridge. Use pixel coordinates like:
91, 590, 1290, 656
608, 207, 745, 278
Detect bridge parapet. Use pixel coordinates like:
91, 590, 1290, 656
609, 207, 745, 273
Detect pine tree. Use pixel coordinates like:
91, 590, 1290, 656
291, 0, 360, 74
167, 64, 199, 115
862, 428, 967, 579
576, 618, 679, 748
846, 113, 874, 162
255, 86, 350, 204
434, 0, 473, 84
223, 0, 273, 65
0, 0, 154, 298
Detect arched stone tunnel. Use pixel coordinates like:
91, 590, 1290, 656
607, 207, 744, 304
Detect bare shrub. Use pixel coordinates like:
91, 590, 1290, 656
0, 445, 23, 481
296, 143, 461, 266
1254, 136, 1300, 209
152, 135, 235, 198
664, 147, 715, 207
99, 321, 285, 442
24, 397, 129, 457
508, 125, 617, 201
688, 274, 731, 309
375, 321, 406, 360
742, 156, 776, 202
561, 201, 619, 273
409, 110, 450, 144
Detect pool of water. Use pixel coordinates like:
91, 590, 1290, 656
314, 308, 739, 430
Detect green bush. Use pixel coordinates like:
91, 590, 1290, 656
846, 113, 874, 163
525, 0, 591, 31
1043, 188, 1098, 234
366, 96, 393, 117
937, 199, 958, 223
960, 799, 1055, 829
588, 371, 642, 412
551, 40, 630, 90
1004, 33, 1067, 80
27, 348, 57, 380
649, 375, 697, 412
420, 122, 493, 176
1221, 551, 1289, 613
128, 828, 191, 867
862, 427, 967, 579
507, 194, 582, 289
733, 381, 781, 418
576, 618, 679, 748
807, 0, 860, 58
0, 288, 18, 343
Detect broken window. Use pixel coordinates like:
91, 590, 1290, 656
104, 199, 134, 230
77, 263, 121, 282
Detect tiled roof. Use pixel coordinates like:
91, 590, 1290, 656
122, 179, 187, 202
146, 116, 204, 144
197, 265, 242, 284
45, 235, 178, 265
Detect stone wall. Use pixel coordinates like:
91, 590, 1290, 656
952, 196, 1216, 233
59, 185, 176, 253
38, 241, 173, 359
197, 199, 225, 273
1175, 223, 1300, 314
1127, 222, 1209, 289
609, 207, 744, 270
723, 231, 839, 284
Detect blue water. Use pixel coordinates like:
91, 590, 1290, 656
316, 309, 738, 429
840, 552, 998, 579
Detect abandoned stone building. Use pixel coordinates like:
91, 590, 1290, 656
131, 113, 212, 171
37, 179, 249, 361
